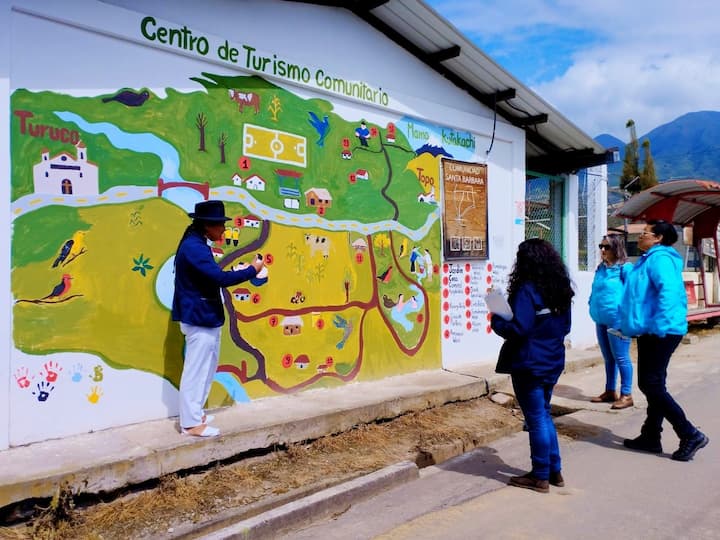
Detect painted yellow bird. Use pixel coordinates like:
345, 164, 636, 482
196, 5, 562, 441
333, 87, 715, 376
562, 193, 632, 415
52, 231, 86, 267
398, 238, 408, 258
68, 230, 86, 258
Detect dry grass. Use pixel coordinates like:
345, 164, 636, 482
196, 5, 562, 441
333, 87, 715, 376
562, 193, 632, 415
1, 397, 519, 539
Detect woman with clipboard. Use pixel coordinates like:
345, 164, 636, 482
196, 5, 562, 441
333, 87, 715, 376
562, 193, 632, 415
490, 239, 574, 493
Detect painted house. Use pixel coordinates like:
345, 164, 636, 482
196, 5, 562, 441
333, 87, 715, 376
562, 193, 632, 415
282, 316, 303, 336
32, 141, 99, 196
240, 214, 261, 228
245, 174, 266, 191
232, 288, 251, 301
304, 188, 333, 212
2, 0, 612, 453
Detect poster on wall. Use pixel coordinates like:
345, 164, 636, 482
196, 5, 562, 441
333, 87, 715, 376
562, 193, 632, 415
440, 159, 488, 260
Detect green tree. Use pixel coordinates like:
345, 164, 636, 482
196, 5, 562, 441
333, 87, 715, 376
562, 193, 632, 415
620, 119, 640, 193
640, 139, 658, 190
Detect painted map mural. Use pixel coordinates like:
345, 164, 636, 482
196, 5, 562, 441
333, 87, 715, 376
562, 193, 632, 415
9, 72, 483, 412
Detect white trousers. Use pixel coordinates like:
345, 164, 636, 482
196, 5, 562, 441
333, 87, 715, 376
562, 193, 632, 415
179, 323, 221, 429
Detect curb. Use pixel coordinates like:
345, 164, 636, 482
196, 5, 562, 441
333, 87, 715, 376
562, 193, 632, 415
197, 461, 419, 540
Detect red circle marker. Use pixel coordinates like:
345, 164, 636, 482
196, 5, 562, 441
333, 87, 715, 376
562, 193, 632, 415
442, 289, 449, 298
265, 254, 274, 265
466, 322, 472, 330
465, 298, 471, 307
252, 293, 261, 304
444, 315, 450, 324
238, 156, 251, 170
269, 315, 279, 327
465, 263, 471, 272
443, 301, 450, 311
443, 329, 451, 339
316, 318, 325, 330
282, 354, 293, 368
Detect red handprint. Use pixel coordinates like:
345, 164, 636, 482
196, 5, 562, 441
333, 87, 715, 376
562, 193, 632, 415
42, 361, 63, 383
14, 367, 33, 389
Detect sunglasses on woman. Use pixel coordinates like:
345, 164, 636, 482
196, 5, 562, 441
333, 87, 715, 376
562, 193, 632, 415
598, 244, 611, 250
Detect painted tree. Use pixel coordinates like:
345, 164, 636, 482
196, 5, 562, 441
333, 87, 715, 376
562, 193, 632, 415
373, 233, 390, 255
342, 267, 354, 303
268, 95, 282, 122
218, 132, 228, 164
196, 112, 208, 152
640, 139, 658, 190
620, 119, 641, 193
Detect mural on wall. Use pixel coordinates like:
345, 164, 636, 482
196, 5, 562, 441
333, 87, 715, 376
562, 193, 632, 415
10, 70, 485, 424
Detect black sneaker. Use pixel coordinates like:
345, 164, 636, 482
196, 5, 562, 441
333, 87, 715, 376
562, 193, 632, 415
672, 431, 709, 462
623, 434, 663, 453
549, 471, 565, 487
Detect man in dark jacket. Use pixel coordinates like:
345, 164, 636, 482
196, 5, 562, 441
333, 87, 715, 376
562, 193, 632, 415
172, 200, 263, 437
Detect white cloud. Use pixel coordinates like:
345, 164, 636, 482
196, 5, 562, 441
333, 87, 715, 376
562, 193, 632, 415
427, 0, 720, 138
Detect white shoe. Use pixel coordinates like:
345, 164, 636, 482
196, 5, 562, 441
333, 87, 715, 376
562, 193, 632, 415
181, 425, 220, 438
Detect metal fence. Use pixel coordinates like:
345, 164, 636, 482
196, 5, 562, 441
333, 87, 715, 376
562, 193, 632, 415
525, 174, 564, 256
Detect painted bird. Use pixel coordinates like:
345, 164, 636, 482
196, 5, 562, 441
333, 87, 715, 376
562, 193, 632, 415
53, 231, 86, 267
376, 265, 393, 283
307, 111, 330, 147
102, 90, 150, 107
52, 239, 74, 267
41, 274, 72, 300
332, 314, 353, 350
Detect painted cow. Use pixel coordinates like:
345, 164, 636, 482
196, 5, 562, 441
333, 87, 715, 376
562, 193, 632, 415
304, 233, 330, 259
228, 89, 260, 114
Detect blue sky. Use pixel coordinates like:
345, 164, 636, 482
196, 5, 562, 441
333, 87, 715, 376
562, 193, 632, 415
425, 0, 720, 139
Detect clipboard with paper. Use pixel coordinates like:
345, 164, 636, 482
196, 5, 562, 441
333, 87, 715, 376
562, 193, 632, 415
485, 289, 513, 321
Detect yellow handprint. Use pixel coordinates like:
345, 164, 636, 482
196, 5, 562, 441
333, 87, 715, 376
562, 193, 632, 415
87, 386, 103, 404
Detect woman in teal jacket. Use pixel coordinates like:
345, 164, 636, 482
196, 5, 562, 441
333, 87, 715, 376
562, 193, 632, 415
620, 220, 709, 461
588, 234, 634, 409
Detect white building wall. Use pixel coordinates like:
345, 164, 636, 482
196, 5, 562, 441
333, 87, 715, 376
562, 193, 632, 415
1, 0, 11, 450
2, 0, 602, 445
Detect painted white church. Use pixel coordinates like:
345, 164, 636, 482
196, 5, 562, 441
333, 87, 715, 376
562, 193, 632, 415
32, 141, 99, 196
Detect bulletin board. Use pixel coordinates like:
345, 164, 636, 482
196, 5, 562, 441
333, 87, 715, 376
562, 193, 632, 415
441, 159, 488, 259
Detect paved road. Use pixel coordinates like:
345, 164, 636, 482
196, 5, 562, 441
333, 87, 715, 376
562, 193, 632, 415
279, 333, 720, 540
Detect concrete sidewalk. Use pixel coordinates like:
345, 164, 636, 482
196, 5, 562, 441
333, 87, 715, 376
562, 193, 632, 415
0, 347, 605, 510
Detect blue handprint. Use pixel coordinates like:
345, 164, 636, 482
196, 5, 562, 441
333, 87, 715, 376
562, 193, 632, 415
71, 363, 83, 383
32, 381, 54, 402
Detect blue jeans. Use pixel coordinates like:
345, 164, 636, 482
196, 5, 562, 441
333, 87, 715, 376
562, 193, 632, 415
512, 375, 561, 480
637, 334, 696, 440
596, 324, 633, 395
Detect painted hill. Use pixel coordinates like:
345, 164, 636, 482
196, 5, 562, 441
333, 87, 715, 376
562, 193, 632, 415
595, 111, 720, 185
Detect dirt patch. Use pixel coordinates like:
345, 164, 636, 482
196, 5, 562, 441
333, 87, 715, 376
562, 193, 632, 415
0, 397, 523, 540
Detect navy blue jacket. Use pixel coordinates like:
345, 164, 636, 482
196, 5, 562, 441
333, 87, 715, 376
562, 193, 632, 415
172, 229, 257, 327
491, 282, 571, 383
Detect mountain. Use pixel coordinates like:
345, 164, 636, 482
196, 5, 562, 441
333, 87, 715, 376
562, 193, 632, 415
594, 111, 720, 185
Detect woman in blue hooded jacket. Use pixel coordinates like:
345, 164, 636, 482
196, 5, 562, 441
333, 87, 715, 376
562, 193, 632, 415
620, 220, 709, 461
588, 233, 634, 409
491, 239, 574, 493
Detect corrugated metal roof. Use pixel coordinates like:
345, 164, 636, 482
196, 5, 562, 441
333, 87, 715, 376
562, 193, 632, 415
285, 0, 614, 175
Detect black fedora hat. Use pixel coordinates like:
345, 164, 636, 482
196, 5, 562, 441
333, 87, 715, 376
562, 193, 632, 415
188, 200, 231, 222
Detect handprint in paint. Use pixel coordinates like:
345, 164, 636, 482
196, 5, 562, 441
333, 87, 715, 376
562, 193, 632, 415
42, 361, 63, 383
90, 365, 104, 382
87, 386, 103, 404
70, 364, 84, 383
14, 367, 34, 389
32, 381, 54, 402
